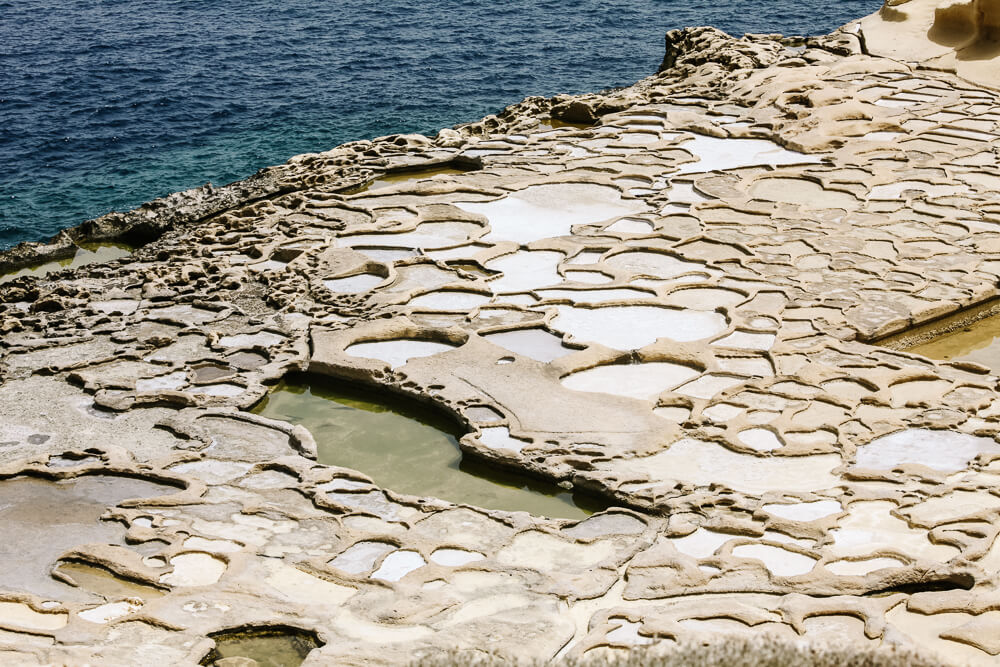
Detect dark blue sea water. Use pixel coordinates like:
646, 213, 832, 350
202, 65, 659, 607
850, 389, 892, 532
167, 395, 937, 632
0, 0, 878, 249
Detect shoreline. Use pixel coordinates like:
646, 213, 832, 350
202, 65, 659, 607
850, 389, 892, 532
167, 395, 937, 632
0, 25, 838, 276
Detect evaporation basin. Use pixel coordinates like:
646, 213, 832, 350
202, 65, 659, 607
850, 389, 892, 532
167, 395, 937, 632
252, 374, 604, 519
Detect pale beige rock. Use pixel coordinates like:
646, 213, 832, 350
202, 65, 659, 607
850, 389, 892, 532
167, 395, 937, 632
4, 15, 1000, 665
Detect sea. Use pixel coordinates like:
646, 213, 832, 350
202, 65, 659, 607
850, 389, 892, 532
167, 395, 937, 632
0, 0, 879, 249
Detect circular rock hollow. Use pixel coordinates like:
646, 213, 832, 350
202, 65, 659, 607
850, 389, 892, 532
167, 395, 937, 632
200, 625, 324, 667
345, 338, 460, 369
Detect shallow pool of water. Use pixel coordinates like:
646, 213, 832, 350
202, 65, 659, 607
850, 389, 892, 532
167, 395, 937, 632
906, 313, 1000, 373
537, 119, 596, 131
0, 243, 133, 284
201, 626, 322, 667
252, 374, 605, 519
53, 560, 165, 600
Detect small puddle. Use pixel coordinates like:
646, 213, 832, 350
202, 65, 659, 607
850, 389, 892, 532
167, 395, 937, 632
192, 363, 236, 382
252, 374, 606, 519
407, 290, 492, 311
876, 301, 1000, 373
342, 222, 482, 251
0, 474, 178, 600
344, 165, 474, 195
53, 560, 165, 600
732, 543, 816, 577
0, 243, 133, 284
201, 626, 322, 667
904, 312, 1000, 373
486, 250, 564, 293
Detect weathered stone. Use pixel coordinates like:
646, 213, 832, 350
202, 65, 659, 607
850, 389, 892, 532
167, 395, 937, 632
1, 5, 1000, 664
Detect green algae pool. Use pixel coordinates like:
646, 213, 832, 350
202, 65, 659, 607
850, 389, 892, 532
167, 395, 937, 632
252, 374, 606, 519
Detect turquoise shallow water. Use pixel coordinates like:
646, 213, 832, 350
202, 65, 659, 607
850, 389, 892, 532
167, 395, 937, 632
0, 0, 878, 249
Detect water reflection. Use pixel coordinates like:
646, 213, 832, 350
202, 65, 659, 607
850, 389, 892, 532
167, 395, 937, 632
201, 626, 322, 667
344, 165, 474, 195
907, 313, 1000, 373
0, 242, 133, 284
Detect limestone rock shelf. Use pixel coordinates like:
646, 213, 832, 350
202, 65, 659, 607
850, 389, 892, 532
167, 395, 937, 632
3, 2, 1000, 664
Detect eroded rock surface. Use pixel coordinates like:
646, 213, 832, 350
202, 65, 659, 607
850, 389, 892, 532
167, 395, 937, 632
4, 7, 1000, 665
863, 0, 1000, 89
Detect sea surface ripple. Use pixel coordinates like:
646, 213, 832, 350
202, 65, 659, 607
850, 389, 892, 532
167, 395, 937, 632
0, 0, 877, 248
